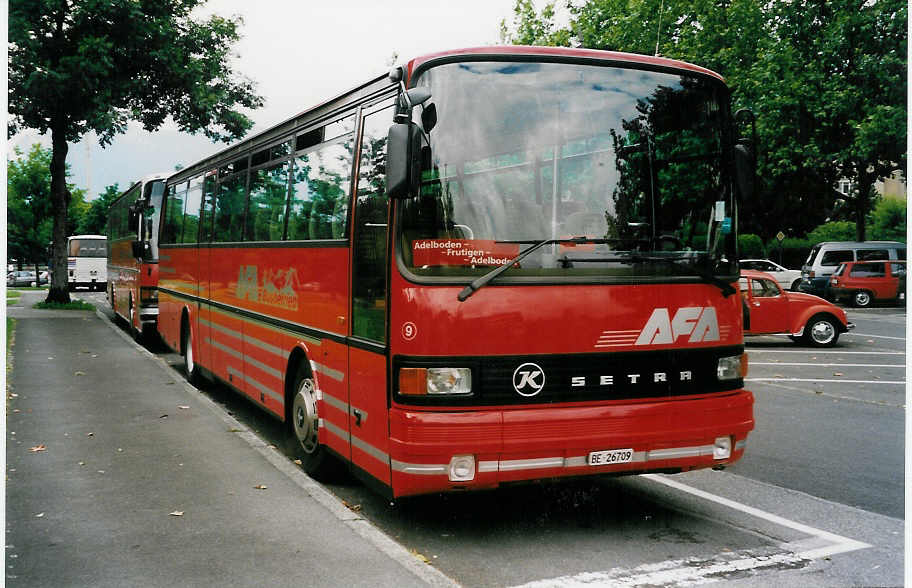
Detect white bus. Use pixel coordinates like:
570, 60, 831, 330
67, 234, 108, 291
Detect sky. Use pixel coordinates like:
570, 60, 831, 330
8, 0, 526, 200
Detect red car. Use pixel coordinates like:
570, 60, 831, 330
741, 270, 853, 347
829, 260, 906, 307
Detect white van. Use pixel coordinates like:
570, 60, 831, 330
799, 241, 906, 297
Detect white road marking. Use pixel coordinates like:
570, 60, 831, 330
844, 332, 906, 340
515, 475, 871, 588
747, 378, 905, 385
747, 349, 905, 355
750, 362, 905, 368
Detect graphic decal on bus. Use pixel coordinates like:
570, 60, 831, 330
236, 265, 300, 310
635, 307, 721, 345
412, 239, 519, 267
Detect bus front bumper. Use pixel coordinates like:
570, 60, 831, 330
387, 389, 754, 497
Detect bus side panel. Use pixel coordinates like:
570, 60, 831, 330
158, 248, 197, 353
241, 317, 289, 417
348, 347, 391, 485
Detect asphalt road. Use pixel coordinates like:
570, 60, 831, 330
30, 290, 905, 587
735, 305, 906, 519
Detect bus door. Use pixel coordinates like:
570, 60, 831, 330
347, 100, 395, 485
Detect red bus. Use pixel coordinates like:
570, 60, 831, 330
106, 173, 169, 341
157, 46, 754, 498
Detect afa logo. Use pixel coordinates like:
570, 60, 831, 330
635, 307, 720, 346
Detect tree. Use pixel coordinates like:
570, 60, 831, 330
8, 145, 55, 277
9, 0, 263, 303
499, 0, 907, 243
77, 184, 121, 236
869, 197, 906, 242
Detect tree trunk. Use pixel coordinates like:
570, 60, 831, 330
46, 124, 71, 304
854, 169, 875, 242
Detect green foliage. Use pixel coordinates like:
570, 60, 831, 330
807, 221, 857, 243
738, 234, 764, 258
7, 144, 54, 268
499, 0, 907, 242
870, 198, 907, 242
77, 184, 121, 235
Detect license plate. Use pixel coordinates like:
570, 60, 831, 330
588, 448, 634, 466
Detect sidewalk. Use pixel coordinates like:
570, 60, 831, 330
6, 291, 453, 587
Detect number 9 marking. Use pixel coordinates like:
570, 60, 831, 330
402, 322, 417, 341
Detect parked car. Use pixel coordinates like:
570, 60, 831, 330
798, 240, 906, 298
741, 269, 853, 347
829, 260, 906, 307
7, 270, 38, 287
740, 259, 802, 291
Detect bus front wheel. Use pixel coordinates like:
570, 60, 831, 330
287, 365, 338, 480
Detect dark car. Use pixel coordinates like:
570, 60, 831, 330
829, 260, 906, 307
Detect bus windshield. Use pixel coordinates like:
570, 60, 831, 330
399, 60, 737, 282
68, 238, 106, 257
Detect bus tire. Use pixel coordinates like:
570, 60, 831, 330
287, 364, 338, 480
181, 318, 201, 385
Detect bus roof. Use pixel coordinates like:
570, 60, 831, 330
406, 46, 725, 83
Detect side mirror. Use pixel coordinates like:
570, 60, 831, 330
734, 142, 756, 201
387, 122, 424, 199
733, 108, 757, 201
130, 240, 144, 259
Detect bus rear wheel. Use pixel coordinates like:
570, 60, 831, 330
287, 365, 338, 480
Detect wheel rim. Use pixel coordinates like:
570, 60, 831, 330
292, 378, 319, 454
810, 320, 836, 345
855, 291, 871, 306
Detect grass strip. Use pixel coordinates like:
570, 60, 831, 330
33, 300, 95, 311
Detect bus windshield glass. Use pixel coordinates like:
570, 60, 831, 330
144, 180, 166, 259
68, 239, 106, 257
399, 60, 737, 282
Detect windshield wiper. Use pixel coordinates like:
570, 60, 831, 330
457, 237, 607, 302
625, 254, 736, 297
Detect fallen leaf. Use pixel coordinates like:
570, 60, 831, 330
833, 372, 843, 377
178, 405, 190, 410
87, 432, 94, 437
410, 550, 430, 564
267, 444, 277, 450
35, 513, 44, 518
293, 459, 302, 466
29, 444, 46, 452
254, 484, 268, 490
169, 511, 184, 517
74, 371, 85, 377
160, 414, 169, 419
78, 461, 85, 466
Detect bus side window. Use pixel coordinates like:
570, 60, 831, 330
288, 118, 355, 241
180, 176, 204, 244
246, 158, 290, 242
161, 181, 188, 244
213, 171, 247, 242
351, 101, 394, 342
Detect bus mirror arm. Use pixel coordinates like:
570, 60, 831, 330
130, 240, 145, 259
